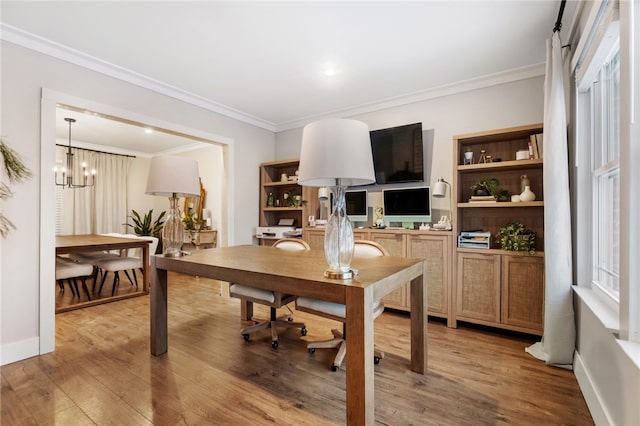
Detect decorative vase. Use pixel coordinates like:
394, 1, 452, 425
520, 185, 536, 202
520, 174, 530, 193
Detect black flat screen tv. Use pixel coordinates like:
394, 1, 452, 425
370, 122, 424, 184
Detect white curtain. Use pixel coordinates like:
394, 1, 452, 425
525, 32, 576, 368
56, 146, 131, 234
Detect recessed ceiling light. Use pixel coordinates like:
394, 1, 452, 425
144, 128, 153, 134
323, 68, 336, 77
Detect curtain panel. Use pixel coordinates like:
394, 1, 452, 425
55, 146, 132, 234
525, 32, 576, 368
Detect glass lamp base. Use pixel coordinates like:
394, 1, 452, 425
324, 269, 354, 280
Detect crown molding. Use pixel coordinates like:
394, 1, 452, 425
273, 63, 545, 132
1, 24, 277, 132
4, 23, 545, 135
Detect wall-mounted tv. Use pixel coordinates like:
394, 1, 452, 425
382, 186, 431, 224
370, 122, 424, 184
331, 190, 368, 224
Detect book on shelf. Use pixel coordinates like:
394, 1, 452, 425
529, 133, 544, 159
469, 195, 496, 202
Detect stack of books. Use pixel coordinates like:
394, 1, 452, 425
529, 133, 544, 159
469, 195, 496, 203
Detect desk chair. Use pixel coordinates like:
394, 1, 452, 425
55, 256, 94, 300
94, 235, 158, 296
296, 240, 387, 371
229, 238, 309, 349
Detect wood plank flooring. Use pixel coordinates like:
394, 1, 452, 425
3, 272, 593, 425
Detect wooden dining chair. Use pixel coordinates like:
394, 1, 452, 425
229, 238, 309, 349
295, 240, 387, 371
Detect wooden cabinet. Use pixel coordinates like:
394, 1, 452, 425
453, 124, 544, 335
257, 159, 318, 245
370, 231, 408, 311
303, 227, 453, 322
408, 233, 451, 321
182, 229, 217, 250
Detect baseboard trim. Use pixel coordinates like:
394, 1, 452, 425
574, 351, 612, 426
0, 337, 39, 366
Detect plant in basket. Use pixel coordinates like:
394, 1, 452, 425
497, 222, 536, 254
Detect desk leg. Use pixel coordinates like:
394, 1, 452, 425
150, 257, 168, 356
142, 245, 149, 292
241, 300, 253, 321
345, 285, 374, 425
410, 273, 428, 373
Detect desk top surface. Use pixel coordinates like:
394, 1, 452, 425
153, 244, 424, 303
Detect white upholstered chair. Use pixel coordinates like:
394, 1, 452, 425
296, 240, 387, 371
229, 238, 309, 349
55, 256, 94, 300
94, 235, 158, 296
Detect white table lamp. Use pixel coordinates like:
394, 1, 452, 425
146, 155, 200, 257
298, 118, 375, 279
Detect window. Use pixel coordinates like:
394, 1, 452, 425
591, 49, 620, 301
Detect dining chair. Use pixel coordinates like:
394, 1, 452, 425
295, 240, 387, 371
94, 235, 158, 296
55, 256, 94, 300
229, 238, 309, 349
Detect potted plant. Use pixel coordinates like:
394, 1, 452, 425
1, 139, 32, 238
470, 177, 500, 197
123, 209, 166, 253
496, 222, 536, 254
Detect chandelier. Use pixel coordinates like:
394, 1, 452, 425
55, 117, 96, 188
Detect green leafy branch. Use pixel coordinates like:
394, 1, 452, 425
1, 139, 32, 238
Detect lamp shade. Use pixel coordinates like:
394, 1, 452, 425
433, 178, 448, 198
298, 118, 375, 187
145, 155, 200, 196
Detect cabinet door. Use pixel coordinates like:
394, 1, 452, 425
456, 252, 501, 323
408, 234, 450, 317
371, 232, 408, 310
304, 229, 326, 251
501, 255, 544, 332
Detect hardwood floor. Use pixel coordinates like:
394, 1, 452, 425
3, 272, 593, 425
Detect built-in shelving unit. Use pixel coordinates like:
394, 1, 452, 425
258, 159, 318, 245
452, 123, 545, 335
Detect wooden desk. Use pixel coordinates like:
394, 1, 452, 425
150, 245, 427, 425
56, 234, 151, 310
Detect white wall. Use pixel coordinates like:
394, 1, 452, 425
0, 41, 275, 364
276, 77, 545, 218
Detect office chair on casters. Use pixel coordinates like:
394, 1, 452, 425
296, 240, 387, 371
229, 238, 309, 349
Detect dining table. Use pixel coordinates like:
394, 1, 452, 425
150, 244, 427, 425
56, 234, 152, 311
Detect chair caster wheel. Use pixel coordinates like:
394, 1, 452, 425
301, 327, 307, 336
331, 364, 338, 372
272, 340, 279, 349
242, 333, 250, 342
374, 356, 381, 364
308, 347, 316, 354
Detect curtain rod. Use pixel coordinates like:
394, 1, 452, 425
55, 144, 136, 158
553, 0, 567, 33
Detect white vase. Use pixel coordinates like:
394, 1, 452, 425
520, 185, 536, 202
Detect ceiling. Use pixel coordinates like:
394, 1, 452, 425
2, 1, 576, 153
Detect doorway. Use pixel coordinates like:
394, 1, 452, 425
40, 88, 235, 353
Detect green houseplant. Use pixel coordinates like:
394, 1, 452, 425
497, 222, 536, 254
124, 209, 166, 238
470, 177, 500, 197
1, 139, 32, 238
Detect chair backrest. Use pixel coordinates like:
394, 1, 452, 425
272, 238, 310, 251
353, 240, 389, 257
